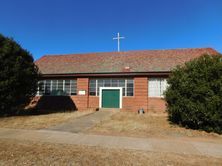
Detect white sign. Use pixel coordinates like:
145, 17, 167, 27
78, 90, 86, 95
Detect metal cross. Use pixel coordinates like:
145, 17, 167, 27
113, 32, 125, 52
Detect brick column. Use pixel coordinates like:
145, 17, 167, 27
76, 78, 89, 110
134, 77, 148, 111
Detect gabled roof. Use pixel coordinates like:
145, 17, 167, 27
35, 48, 218, 75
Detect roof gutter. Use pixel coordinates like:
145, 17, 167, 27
40, 71, 171, 78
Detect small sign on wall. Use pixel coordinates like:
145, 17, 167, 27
78, 90, 86, 95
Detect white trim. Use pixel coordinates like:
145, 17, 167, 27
125, 79, 127, 95
50, 80, 52, 92
89, 78, 134, 97
99, 87, 122, 109
69, 80, 72, 95
63, 80, 65, 91
96, 79, 98, 96
148, 78, 168, 97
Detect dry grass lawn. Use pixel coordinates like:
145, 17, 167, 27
0, 139, 221, 166
88, 112, 222, 142
0, 111, 94, 129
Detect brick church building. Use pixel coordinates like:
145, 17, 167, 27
34, 48, 217, 112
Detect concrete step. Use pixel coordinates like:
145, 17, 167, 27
99, 108, 121, 112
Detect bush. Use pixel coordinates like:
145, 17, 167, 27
0, 34, 39, 115
165, 54, 222, 134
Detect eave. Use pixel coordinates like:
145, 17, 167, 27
39, 71, 171, 79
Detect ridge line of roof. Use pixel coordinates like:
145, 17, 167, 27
41, 47, 216, 58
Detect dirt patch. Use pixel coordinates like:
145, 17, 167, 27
0, 111, 94, 129
88, 112, 222, 142
0, 139, 221, 166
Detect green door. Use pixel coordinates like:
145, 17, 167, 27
102, 89, 120, 108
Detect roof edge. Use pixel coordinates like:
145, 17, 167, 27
35, 47, 219, 60
40, 71, 171, 78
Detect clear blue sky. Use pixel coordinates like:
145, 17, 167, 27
0, 0, 222, 60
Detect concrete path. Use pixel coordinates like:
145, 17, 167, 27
47, 110, 114, 133
0, 128, 222, 158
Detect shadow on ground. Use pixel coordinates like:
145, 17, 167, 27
1, 96, 77, 117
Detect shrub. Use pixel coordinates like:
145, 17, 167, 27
165, 54, 222, 134
0, 34, 39, 115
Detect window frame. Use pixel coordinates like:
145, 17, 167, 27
148, 77, 168, 98
89, 78, 134, 97
37, 79, 77, 96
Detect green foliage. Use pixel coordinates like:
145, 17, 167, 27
165, 54, 222, 134
0, 34, 39, 115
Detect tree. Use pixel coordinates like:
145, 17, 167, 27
0, 34, 39, 115
165, 54, 222, 134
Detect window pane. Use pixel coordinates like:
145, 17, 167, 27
37, 81, 44, 95
118, 79, 125, 96
89, 79, 96, 96
64, 80, 70, 95
89, 78, 135, 96
51, 80, 57, 95
111, 79, 118, 87
127, 89, 133, 96
97, 79, 104, 96
57, 80, 64, 95
126, 79, 134, 96
122, 88, 126, 96
148, 78, 161, 97
45, 80, 51, 95
160, 78, 168, 96
104, 79, 111, 87
70, 80, 77, 95
119, 79, 125, 87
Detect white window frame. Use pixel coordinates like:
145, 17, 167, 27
89, 78, 134, 97
99, 87, 123, 108
36, 79, 77, 96
148, 78, 168, 98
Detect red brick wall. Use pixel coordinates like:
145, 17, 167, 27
32, 76, 167, 112
122, 77, 166, 112
122, 77, 148, 111
88, 96, 99, 108
148, 97, 166, 113
74, 78, 89, 109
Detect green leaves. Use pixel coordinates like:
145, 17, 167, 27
0, 34, 39, 115
165, 54, 222, 134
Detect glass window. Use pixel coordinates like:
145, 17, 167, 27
97, 79, 104, 96
70, 80, 77, 95
104, 79, 111, 87
64, 80, 70, 95
37, 79, 77, 96
45, 80, 51, 95
111, 79, 118, 87
148, 78, 168, 97
57, 80, 64, 95
51, 80, 57, 95
89, 78, 134, 97
37, 81, 44, 95
89, 79, 96, 96
126, 79, 134, 96
119, 79, 125, 96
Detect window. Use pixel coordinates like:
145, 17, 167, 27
51, 80, 57, 95
70, 80, 77, 95
37, 79, 77, 96
89, 78, 134, 96
89, 79, 96, 95
126, 79, 134, 96
45, 80, 51, 95
148, 78, 168, 97
37, 81, 45, 95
